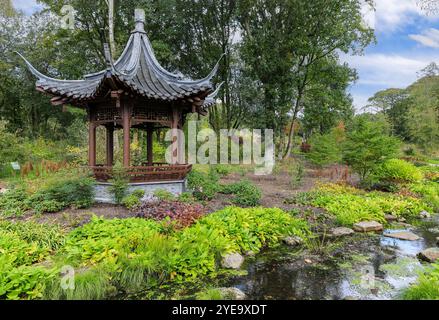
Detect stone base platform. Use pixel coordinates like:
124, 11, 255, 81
94, 180, 187, 204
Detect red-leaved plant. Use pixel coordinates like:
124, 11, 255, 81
134, 200, 206, 229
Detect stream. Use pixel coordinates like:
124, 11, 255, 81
222, 216, 439, 300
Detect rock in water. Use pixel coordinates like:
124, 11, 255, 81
418, 248, 439, 263
330, 227, 355, 237
222, 253, 244, 269
353, 221, 383, 233
282, 236, 303, 247
219, 287, 247, 300
419, 211, 431, 219
383, 231, 421, 241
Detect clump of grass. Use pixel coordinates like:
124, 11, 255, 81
195, 288, 224, 300
403, 263, 439, 300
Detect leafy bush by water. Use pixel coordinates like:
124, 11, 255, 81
0, 207, 309, 300
404, 263, 439, 300
293, 183, 430, 226
409, 181, 439, 212
374, 159, 423, 183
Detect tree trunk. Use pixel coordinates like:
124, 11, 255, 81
107, 0, 116, 59
283, 91, 304, 159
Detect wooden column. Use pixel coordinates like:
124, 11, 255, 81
122, 103, 131, 168
88, 122, 97, 167
106, 125, 114, 167
146, 125, 153, 166
171, 107, 181, 164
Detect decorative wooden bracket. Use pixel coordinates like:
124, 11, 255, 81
111, 90, 124, 108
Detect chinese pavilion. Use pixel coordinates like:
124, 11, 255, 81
19, 9, 220, 184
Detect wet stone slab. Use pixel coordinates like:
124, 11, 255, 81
383, 231, 421, 241
353, 221, 383, 233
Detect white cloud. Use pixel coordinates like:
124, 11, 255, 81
350, 93, 372, 112
369, 0, 438, 33
343, 53, 431, 87
409, 28, 439, 48
341, 52, 436, 110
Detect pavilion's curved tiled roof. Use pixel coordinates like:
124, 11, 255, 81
18, 14, 221, 109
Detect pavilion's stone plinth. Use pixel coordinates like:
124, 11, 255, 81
94, 180, 187, 204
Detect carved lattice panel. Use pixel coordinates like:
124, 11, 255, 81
95, 107, 122, 122
133, 107, 171, 122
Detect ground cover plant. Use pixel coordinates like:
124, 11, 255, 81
0, 169, 95, 217
287, 183, 431, 226
0, 207, 309, 300
403, 263, 439, 300
187, 167, 262, 207
121, 189, 145, 210
0, 221, 66, 300
135, 200, 207, 228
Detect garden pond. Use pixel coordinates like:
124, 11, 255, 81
220, 216, 439, 300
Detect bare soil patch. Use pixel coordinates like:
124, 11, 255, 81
12, 204, 133, 230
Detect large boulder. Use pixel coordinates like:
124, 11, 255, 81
330, 227, 355, 238
418, 248, 439, 263
222, 253, 244, 269
383, 231, 421, 241
353, 221, 383, 233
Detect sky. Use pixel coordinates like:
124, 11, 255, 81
12, 0, 439, 112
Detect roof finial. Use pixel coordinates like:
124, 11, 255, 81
134, 8, 145, 32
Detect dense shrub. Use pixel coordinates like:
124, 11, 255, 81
0, 187, 29, 217
108, 165, 129, 205
0, 170, 95, 216
0, 124, 27, 177
153, 189, 175, 201
30, 175, 95, 209
375, 159, 423, 183
342, 116, 400, 180
187, 169, 220, 200
221, 180, 262, 207
212, 164, 233, 176
409, 181, 439, 212
306, 130, 343, 167
121, 189, 145, 210
177, 192, 196, 204
121, 195, 140, 210
420, 165, 439, 182
135, 200, 206, 228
